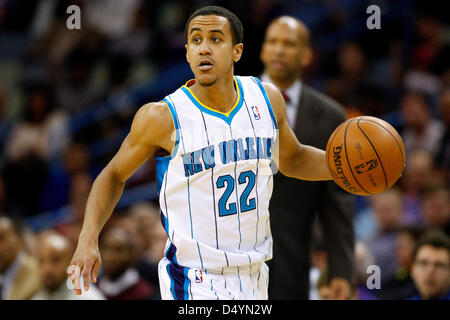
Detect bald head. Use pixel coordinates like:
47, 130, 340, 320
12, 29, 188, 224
39, 232, 72, 256
261, 16, 313, 90
270, 16, 310, 46
37, 232, 73, 292
0, 216, 13, 232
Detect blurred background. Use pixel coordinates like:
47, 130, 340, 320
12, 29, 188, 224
0, 0, 448, 300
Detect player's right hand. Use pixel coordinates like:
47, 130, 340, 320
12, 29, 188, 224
67, 239, 102, 295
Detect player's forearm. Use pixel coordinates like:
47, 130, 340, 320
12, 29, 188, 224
280, 144, 332, 181
78, 167, 125, 244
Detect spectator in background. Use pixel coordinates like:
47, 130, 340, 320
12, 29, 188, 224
5, 83, 68, 161
56, 47, 100, 118
109, 203, 164, 297
106, 213, 146, 265
84, 0, 143, 41
63, 143, 92, 175
352, 241, 377, 300
316, 269, 331, 300
400, 91, 445, 158
375, 226, 424, 299
409, 230, 450, 300
333, 42, 366, 117
0, 216, 40, 299
130, 202, 167, 264
400, 149, 436, 225
40, 142, 96, 212
97, 227, 157, 300
436, 88, 450, 175
308, 224, 329, 300
0, 85, 13, 165
366, 188, 403, 286
0, 173, 5, 215
95, 52, 135, 136
261, 15, 354, 300
27, 0, 94, 68
129, 202, 166, 264
422, 187, 450, 236
105, 53, 133, 95
107, 1, 153, 59
3, 83, 68, 216
56, 172, 93, 246
404, 14, 446, 98
326, 42, 385, 118
32, 231, 104, 300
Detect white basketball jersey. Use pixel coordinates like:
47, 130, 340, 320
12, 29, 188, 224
156, 76, 278, 275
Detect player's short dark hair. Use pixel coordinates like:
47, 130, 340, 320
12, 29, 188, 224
184, 6, 243, 45
412, 230, 450, 261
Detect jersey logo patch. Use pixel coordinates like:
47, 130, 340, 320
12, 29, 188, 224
251, 106, 261, 120
194, 270, 203, 283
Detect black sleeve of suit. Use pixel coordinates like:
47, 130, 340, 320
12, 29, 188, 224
317, 179, 355, 283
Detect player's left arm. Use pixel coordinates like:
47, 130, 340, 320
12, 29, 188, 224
263, 82, 332, 181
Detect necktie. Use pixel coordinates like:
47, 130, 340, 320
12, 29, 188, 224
281, 91, 290, 104
281, 90, 296, 128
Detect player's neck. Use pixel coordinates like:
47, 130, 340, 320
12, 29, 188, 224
190, 74, 237, 114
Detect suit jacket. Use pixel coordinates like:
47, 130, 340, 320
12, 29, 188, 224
8, 254, 40, 300
268, 84, 355, 299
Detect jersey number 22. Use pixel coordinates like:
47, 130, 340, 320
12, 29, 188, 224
216, 170, 256, 216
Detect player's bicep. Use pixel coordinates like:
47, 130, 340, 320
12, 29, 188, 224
107, 134, 157, 183
108, 102, 174, 183
277, 117, 303, 163
262, 83, 303, 166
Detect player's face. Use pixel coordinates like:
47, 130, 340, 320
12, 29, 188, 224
186, 15, 242, 87
261, 21, 309, 82
411, 246, 450, 299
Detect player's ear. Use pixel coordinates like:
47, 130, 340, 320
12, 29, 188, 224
185, 44, 190, 63
233, 43, 243, 63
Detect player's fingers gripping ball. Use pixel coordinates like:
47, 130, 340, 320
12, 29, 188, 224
326, 116, 406, 196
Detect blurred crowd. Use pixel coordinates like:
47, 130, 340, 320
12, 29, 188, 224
0, 0, 448, 300
0, 202, 166, 299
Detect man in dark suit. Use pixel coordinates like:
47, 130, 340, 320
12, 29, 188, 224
260, 16, 355, 299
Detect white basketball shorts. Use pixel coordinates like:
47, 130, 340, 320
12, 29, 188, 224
158, 257, 269, 300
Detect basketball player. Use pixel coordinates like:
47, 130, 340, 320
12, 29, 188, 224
68, 6, 332, 300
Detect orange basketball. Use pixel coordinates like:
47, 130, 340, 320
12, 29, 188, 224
325, 116, 406, 196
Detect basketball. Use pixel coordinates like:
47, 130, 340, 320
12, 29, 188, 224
326, 116, 406, 196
